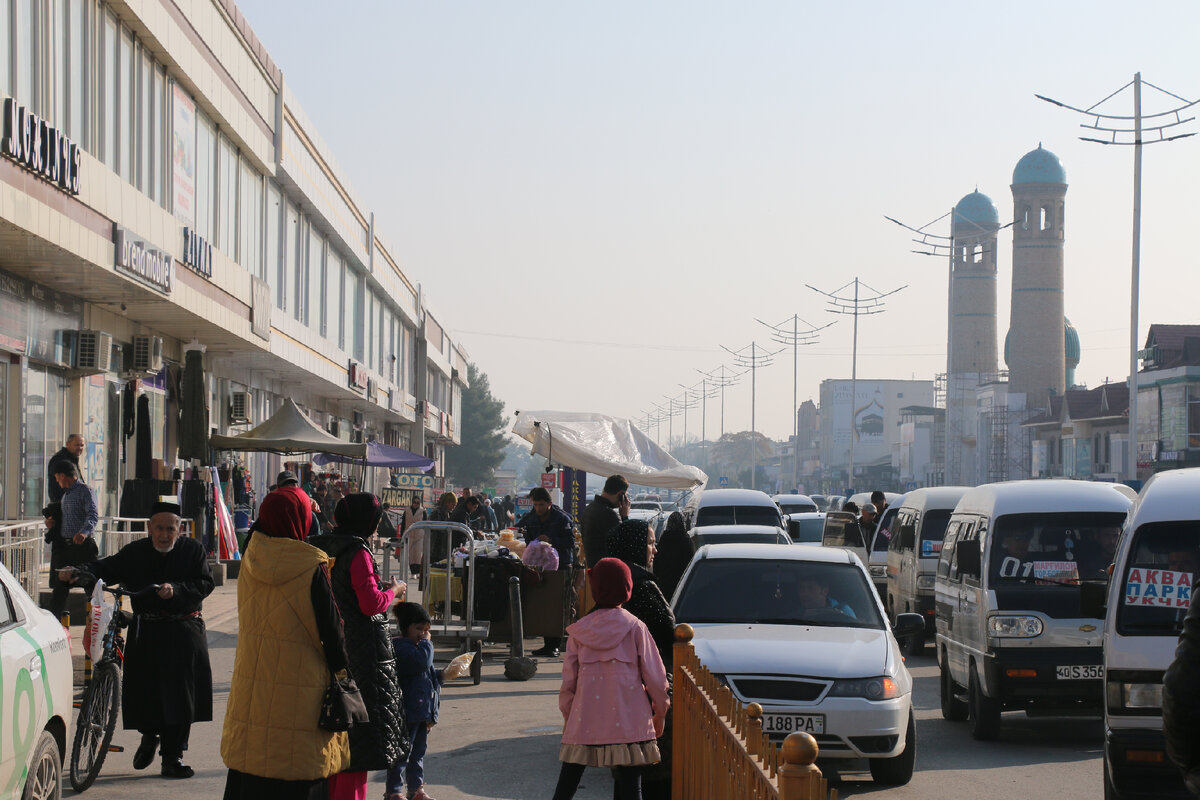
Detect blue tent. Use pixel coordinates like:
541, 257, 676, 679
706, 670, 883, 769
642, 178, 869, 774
313, 441, 434, 471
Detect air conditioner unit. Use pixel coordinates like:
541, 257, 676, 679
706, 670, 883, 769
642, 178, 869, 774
76, 330, 114, 372
132, 335, 164, 373
229, 391, 251, 424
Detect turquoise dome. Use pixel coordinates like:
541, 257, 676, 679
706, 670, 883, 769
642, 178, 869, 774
953, 191, 1000, 227
1013, 145, 1066, 185
1002, 316, 1081, 371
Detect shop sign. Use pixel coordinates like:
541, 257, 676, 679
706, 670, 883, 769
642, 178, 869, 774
181, 227, 212, 278
1, 97, 81, 195
113, 224, 173, 294
348, 360, 368, 390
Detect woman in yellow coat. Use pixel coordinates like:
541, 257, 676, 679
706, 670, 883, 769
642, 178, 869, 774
221, 486, 351, 800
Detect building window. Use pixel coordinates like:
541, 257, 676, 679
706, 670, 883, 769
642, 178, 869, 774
307, 226, 322, 331
65, 0, 85, 144
1022, 206, 1030, 231
152, 64, 165, 206
365, 291, 376, 370
266, 181, 282, 304
239, 159, 263, 276
216, 134, 237, 258
1040, 204, 1052, 232
118, 27, 131, 182
100, 11, 116, 168
293, 214, 307, 323
1189, 385, 1200, 449
16, 0, 36, 113
284, 202, 299, 315
0, 0, 10, 96
195, 112, 215, 241
346, 271, 363, 361
326, 248, 342, 347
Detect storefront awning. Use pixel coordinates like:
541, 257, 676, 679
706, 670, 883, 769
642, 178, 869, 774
312, 442, 434, 471
209, 398, 364, 457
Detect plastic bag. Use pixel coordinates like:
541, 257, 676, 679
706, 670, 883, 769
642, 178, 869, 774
443, 652, 474, 681
83, 579, 114, 663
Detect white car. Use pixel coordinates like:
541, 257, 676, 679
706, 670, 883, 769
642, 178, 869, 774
672, 543, 923, 785
0, 561, 73, 800
786, 512, 826, 545
689, 524, 791, 549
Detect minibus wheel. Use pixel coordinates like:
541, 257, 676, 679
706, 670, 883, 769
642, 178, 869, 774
968, 669, 1001, 740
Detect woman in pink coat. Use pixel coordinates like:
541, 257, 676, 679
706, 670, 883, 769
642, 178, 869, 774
553, 558, 670, 800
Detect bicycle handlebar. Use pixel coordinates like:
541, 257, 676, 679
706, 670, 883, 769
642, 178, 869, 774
104, 584, 162, 599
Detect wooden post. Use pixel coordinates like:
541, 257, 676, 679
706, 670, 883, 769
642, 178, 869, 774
777, 732, 821, 800
672, 623, 694, 800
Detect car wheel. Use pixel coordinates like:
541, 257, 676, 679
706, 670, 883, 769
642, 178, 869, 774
1103, 751, 1121, 800
22, 730, 61, 800
869, 709, 915, 786
968, 668, 1001, 741
940, 656, 968, 721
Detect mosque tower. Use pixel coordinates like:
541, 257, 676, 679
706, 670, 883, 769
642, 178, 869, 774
950, 191, 1000, 374
1007, 145, 1067, 409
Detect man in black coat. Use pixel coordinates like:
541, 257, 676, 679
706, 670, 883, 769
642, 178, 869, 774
579, 474, 630, 566
46, 434, 85, 502
61, 502, 214, 779
1163, 580, 1200, 795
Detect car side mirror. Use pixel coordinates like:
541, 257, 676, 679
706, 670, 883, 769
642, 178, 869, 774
893, 612, 926, 639
957, 540, 981, 577
1080, 580, 1107, 620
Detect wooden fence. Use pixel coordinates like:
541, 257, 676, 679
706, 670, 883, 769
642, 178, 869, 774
673, 623, 836, 800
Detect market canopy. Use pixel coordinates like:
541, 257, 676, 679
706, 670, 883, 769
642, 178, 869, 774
208, 398, 365, 457
511, 410, 707, 490
313, 441, 434, 471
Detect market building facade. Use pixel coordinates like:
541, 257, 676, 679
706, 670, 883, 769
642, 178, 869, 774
0, 0, 466, 520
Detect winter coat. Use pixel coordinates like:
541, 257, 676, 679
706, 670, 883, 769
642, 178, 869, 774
608, 519, 677, 671
220, 536, 350, 780
1163, 583, 1200, 795
580, 495, 621, 565
559, 607, 669, 746
308, 533, 407, 771
394, 637, 443, 724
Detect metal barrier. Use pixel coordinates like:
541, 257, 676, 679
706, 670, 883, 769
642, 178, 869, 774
0, 521, 46, 598
672, 624, 836, 800
390, 520, 488, 645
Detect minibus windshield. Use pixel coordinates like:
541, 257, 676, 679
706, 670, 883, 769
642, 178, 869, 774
988, 512, 1128, 585
1116, 521, 1200, 636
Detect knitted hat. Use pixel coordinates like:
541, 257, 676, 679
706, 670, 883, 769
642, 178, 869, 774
589, 557, 633, 609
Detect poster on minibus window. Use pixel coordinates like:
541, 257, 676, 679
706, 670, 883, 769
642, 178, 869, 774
1124, 568, 1192, 608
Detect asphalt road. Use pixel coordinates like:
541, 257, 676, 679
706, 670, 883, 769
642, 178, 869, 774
62, 583, 1104, 799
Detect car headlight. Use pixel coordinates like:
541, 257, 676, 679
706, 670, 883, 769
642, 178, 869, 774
1107, 681, 1162, 711
916, 575, 936, 591
988, 615, 1044, 638
869, 565, 887, 579
828, 676, 900, 700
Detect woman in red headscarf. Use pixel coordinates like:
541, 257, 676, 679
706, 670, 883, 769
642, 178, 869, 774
553, 558, 670, 800
221, 486, 351, 800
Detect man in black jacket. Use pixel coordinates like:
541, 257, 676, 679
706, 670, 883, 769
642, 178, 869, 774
579, 474, 630, 566
47, 434, 85, 502
1163, 580, 1200, 796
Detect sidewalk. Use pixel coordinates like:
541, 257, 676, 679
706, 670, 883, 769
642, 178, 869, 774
66, 573, 611, 799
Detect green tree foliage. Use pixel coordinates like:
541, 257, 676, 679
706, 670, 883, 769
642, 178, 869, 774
711, 430, 774, 488
444, 363, 508, 488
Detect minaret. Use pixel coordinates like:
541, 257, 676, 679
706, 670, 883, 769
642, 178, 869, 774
950, 191, 1000, 374
1008, 145, 1067, 410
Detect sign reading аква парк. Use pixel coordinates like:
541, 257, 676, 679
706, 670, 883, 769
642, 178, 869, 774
1, 97, 82, 195
114, 224, 173, 294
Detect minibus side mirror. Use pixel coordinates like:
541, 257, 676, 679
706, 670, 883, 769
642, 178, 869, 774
1079, 580, 1107, 620
957, 540, 981, 577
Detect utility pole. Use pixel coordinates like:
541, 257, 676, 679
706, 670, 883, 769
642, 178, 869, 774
758, 314, 833, 492
808, 279, 905, 490
1037, 74, 1197, 483
696, 364, 745, 440
721, 342, 782, 490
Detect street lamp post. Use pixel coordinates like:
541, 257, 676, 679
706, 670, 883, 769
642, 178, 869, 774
1037, 74, 1197, 482
721, 342, 781, 490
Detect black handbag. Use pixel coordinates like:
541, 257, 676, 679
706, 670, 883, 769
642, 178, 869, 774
318, 672, 369, 732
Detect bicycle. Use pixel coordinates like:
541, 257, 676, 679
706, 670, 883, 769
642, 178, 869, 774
68, 578, 160, 792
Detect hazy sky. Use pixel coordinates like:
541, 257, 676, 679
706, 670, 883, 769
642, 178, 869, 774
238, 1, 1200, 442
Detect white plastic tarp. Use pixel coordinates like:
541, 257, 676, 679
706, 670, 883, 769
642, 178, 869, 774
511, 410, 707, 490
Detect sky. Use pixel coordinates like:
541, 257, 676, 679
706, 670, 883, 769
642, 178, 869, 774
237, 0, 1200, 443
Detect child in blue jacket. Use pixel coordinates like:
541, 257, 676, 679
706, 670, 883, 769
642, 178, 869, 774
387, 602, 444, 800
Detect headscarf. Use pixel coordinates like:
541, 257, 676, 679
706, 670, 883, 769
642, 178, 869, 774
439, 491, 458, 510
588, 557, 633, 608
257, 486, 314, 541
334, 492, 384, 538
653, 512, 695, 601
608, 518, 651, 569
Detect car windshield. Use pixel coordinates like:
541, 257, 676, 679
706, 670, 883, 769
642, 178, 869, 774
918, 509, 952, 557
790, 517, 824, 544
694, 532, 789, 547
674, 558, 884, 629
988, 512, 1128, 585
1116, 521, 1199, 636
779, 503, 817, 515
695, 505, 782, 528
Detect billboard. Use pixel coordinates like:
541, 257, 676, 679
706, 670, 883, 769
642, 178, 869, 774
819, 379, 935, 473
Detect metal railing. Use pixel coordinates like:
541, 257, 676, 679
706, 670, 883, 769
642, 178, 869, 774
672, 624, 836, 800
0, 521, 46, 598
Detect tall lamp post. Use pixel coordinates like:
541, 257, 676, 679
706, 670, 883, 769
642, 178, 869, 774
808, 279, 905, 489
696, 365, 745, 440
758, 314, 833, 492
1037, 74, 1197, 482
720, 342, 782, 490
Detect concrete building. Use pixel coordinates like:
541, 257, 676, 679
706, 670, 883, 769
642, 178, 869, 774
1133, 324, 1200, 478
1007, 145, 1068, 410
0, 0, 467, 520
1024, 383, 1129, 480
818, 378, 935, 490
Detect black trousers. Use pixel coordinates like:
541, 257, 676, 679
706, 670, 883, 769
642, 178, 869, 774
46, 537, 98, 620
140, 724, 191, 760
552, 762, 641, 800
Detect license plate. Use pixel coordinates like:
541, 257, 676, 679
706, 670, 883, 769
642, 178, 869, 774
1056, 665, 1103, 679
761, 713, 825, 735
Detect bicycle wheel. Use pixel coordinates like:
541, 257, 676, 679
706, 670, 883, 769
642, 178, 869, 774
70, 661, 121, 792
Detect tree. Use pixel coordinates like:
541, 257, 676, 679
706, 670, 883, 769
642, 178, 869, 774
444, 363, 507, 488
710, 430, 774, 488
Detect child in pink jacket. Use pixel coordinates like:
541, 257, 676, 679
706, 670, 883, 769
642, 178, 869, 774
553, 558, 670, 800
